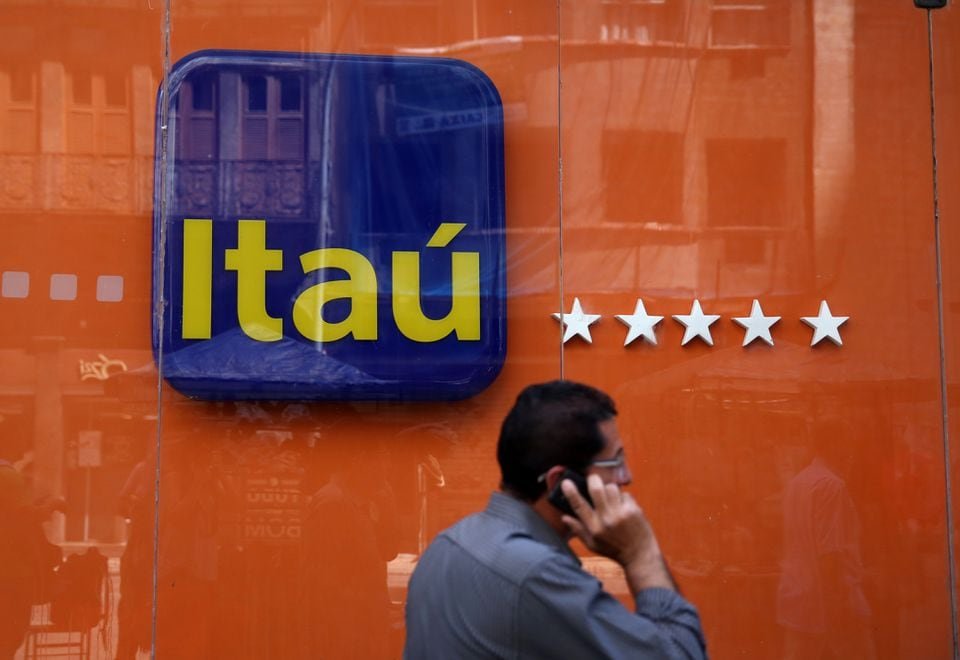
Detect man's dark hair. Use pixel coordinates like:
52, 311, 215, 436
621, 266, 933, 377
497, 380, 617, 501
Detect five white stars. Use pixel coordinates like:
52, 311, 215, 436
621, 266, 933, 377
732, 299, 780, 347
553, 297, 601, 344
553, 298, 849, 347
801, 300, 848, 346
673, 299, 721, 346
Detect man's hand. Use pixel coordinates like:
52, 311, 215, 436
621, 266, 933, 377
561, 474, 675, 595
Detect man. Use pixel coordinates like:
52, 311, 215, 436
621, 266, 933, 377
404, 380, 706, 659
0, 449, 63, 657
777, 421, 874, 659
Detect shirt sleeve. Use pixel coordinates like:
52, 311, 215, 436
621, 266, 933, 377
516, 556, 707, 660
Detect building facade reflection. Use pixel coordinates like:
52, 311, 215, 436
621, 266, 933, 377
0, 1, 958, 658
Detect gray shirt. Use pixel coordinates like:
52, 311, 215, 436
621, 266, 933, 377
404, 492, 706, 659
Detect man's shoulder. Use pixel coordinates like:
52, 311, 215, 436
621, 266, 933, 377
423, 508, 580, 588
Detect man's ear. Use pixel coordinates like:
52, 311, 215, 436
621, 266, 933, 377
541, 465, 568, 494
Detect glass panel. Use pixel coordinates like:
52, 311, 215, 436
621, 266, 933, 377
0, 3, 163, 660
160, 1, 560, 657
932, 4, 960, 648
11, 1, 958, 658
560, 1, 953, 657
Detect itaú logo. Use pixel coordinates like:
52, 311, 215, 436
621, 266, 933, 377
153, 50, 506, 400
180, 219, 482, 344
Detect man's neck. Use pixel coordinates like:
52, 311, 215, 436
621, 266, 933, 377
499, 488, 572, 539
530, 496, 572, 539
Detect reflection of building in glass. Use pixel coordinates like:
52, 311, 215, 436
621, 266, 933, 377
0, 4, 160, 550
0, 61, 154, 215
0, 0, 859, 542
350, 0, 828, 299
6, 3, 930, 659
558, 1, 814, 299
175, 69, 307, 222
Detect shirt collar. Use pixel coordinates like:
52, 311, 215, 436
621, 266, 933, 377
484, 491, 581, 564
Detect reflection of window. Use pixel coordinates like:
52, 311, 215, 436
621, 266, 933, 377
706, 138, 785, 227
710, 0, 790, 49
362, 0, 442, 47
241, 74, 305, 161
191, 72, 215, 111
600, 0, 685, 45
71, 70, 93, 105
279, 75, 301, 112
1, 66, 37, 153
603, 130, 682, 224
706, 138, 786, 263
9, 68, 34, 104
104, 71, 127, 107
67, 69, 132, 155
179, 72, 218, 160
245, 75, 267, 112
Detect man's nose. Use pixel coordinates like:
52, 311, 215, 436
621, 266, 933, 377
617, 465, 632, 487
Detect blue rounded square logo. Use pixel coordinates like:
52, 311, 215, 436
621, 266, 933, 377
153, 51, 506, 400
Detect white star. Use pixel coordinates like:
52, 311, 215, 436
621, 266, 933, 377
732, 299, 780, 347
673, 299, 721, 346
552, 297, 601, 344
801, 300, 848, 346
615, 299, 663, 346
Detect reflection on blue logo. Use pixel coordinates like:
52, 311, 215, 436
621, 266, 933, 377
153, 50, 506, 400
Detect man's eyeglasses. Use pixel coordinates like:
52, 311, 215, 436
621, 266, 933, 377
536, 452, 628, 484
589, 455, 625, 470
588, 451, 629, 480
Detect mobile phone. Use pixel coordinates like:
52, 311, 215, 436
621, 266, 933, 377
547, 468, 593, 517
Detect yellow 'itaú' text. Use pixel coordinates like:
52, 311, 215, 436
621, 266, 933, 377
181, 219, 481, 343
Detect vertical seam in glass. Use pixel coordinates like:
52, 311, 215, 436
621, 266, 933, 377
926, 10, 960, 658
557, 0, 565, 379
151, 0, 172, 658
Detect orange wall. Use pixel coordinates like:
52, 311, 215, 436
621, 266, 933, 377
0, 1, 957, 658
